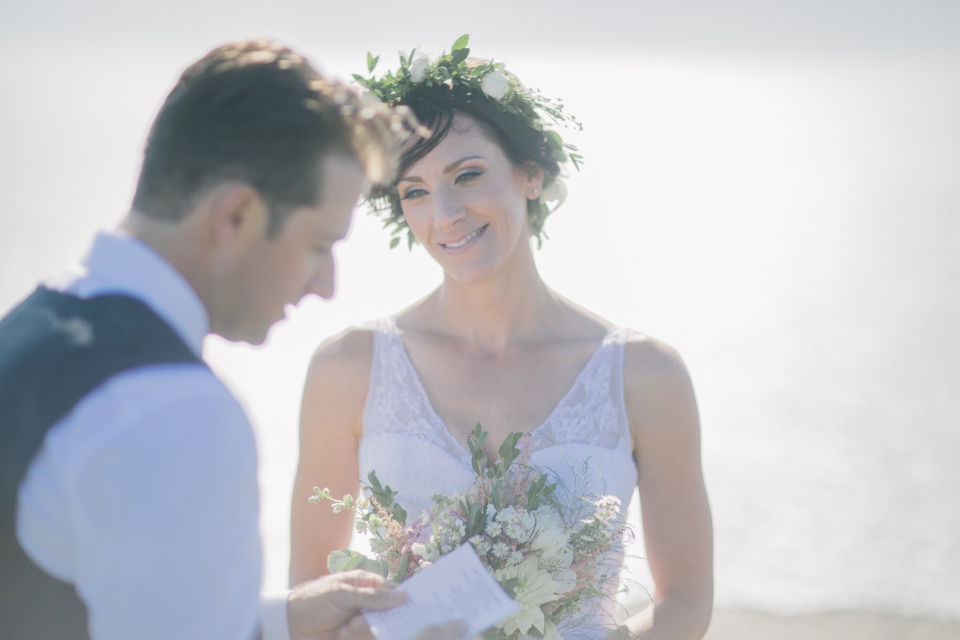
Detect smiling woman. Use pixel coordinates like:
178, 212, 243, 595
291, 38, 714, 639
396, 116, 544, 284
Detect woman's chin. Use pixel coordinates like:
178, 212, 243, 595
442, 260, 499, 286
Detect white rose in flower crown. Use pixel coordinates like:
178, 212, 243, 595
408, 52, 431, 83
481, 68, 510, 101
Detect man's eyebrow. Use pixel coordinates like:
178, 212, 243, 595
397, 156, 485, 183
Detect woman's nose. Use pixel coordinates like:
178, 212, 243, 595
432, 186, 466, 230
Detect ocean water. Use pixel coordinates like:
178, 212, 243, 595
1, 42, 958, 620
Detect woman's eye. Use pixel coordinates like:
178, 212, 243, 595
455, 170, 481, 184
401, 187, 428, 200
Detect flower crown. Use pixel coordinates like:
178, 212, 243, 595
354, 35, 583, 249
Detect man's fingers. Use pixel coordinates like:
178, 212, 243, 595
348, 615, 370, 634
411, 620, 470, 640
338, 569, 393, 589
337, 614, 374, 639
333, 584, 406, 611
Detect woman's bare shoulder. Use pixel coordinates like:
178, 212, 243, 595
305, 323, 377, 392
622, 329, 689, 379
621, 329, 699, 439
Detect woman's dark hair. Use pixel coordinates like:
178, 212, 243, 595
369, 80, 564, 246
133, 40, 398, 235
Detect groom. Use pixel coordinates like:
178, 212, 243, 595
0, 41, 463, 640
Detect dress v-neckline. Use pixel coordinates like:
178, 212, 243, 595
387, 318, 615, 465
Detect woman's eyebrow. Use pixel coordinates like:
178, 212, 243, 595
443, 155, 483, 174
398, 155, 485, 184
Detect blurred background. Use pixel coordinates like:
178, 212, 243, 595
2, 1, 958, 636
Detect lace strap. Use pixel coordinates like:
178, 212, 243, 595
609, 327, 632, 451
534, 326, 633, 452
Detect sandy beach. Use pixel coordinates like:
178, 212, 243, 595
705, 610, 960, 640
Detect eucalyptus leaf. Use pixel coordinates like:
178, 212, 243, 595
452, 34, 469, 51
328, 549, 370, 573
343, 553, 368, 571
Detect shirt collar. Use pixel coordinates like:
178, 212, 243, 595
49, 230, 210, 356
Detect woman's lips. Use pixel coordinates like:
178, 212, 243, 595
439, 224, 488, 251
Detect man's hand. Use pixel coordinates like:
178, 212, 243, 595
339, 616, 473, 640
286, 570, 404, 640
286, 570, 474, 640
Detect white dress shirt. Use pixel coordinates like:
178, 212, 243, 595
16, 231, 289, 640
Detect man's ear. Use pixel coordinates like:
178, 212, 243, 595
207, 183, 270, 247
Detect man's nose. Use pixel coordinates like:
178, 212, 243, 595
307, 260, 336, 300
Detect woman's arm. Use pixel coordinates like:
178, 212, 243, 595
618, 335, 714, 639
289, 328, 374, 587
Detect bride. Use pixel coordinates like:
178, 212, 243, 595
290, 38, 713, 639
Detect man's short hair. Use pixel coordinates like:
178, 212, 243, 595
132, 40, 401, 234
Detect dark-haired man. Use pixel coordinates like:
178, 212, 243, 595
0, 41, 466, 640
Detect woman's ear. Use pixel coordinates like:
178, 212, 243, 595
522, 162, 545, 200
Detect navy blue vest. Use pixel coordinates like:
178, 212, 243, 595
0, 286, 202, 639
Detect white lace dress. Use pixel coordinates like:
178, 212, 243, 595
358, 317, 639, 635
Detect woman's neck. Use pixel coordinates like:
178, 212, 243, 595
430, 238, 564, 354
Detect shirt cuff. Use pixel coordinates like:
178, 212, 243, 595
260, 590, 291, 640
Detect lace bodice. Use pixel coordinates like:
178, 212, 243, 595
359, 316, 638, 521
357, 317, 639, 636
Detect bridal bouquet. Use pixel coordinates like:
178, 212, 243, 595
311, 426, 629, 639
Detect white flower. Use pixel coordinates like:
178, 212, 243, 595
495, 557, 567, 635
481, 69, 510, 101
491, 541, 511, 558
552, 568, 578, 594
470, 535, 490, 555
505, 522, 526, 541
486, 520, 503, 537
411, 543, 428, 558
508, 550, 524, 565
594, 495, 621, 521
409, 52, 431, 83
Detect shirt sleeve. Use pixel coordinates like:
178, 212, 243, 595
259, 591, 292, 640
52, 365, 263, 640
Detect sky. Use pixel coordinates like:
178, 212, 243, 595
2, 0, 959, 618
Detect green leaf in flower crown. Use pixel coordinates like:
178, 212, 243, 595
389, 236, 401, 250
544, 129, 564, 153
449, 47, 470, 67
367, 52, 380, 73
352, 73, 370, 89
452, 34, 469, 51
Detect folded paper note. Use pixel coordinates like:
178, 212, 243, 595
364, 544, 521, 640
